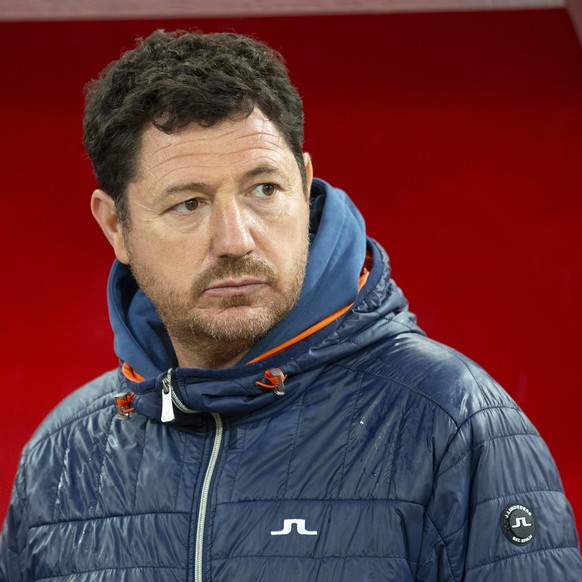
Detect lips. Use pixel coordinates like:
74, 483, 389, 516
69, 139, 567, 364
190, 256, 278, 299
203, 277, 268, 297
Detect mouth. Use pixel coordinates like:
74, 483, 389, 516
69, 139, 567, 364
203, 277, 268, 298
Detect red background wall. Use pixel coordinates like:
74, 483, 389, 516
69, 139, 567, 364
1, 10, 581, 535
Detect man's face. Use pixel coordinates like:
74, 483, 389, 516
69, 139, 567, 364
102, 109, 312, 367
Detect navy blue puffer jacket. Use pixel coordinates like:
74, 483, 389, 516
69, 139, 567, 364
1, 181, 581, 580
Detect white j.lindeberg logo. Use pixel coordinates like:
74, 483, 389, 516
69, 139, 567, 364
270, 519, 318, 536
511, 516, 533, 529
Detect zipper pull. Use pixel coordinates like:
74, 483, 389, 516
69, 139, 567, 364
161, 370, 175, 423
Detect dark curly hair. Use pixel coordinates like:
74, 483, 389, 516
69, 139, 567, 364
83, 29, 305, 223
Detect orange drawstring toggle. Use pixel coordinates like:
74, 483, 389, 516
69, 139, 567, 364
114, 391, 135, 420
256, 368, 287, 396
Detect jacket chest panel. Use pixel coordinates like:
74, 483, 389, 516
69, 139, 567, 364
208, 498, 423, 581
214, 371, 441, 505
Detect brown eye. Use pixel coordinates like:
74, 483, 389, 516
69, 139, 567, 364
184, 198, 199, 211
255, 183, 276, 198
175, 198, 200, 213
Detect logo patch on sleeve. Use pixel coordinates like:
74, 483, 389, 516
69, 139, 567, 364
500, 504, 536, 545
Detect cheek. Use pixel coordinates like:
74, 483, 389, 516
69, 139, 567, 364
131, 232, 205, 280
271, 221, 310, 273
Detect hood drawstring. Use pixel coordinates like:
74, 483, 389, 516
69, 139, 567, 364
114, 392, 135, 420
256, 368, 287, 396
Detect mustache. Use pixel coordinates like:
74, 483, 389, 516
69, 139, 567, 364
190, 256, 278, 296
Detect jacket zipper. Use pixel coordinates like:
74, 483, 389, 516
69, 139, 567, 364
160, 369, 198, 422
195, 412, 223, 582
159, 370, 223, 581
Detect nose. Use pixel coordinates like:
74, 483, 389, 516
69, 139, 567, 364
209, 198, 256, 258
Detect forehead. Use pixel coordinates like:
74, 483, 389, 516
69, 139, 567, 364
134, 109, 294, 185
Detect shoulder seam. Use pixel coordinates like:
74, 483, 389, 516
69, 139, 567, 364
26, 372, 119, 452
334, 359, 460, 428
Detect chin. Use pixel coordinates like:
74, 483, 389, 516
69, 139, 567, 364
187, 303, 287, 344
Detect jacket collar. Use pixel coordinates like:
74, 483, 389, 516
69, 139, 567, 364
118, 240, 420, 422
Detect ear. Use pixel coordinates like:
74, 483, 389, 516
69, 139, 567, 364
303, 152, 314, 196
90, 190, 130, 264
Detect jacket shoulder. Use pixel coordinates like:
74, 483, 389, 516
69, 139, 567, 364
354, 331, 519, 427
27, 369, 121, 448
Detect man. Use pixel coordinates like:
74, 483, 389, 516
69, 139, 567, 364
1, 29, 580, 581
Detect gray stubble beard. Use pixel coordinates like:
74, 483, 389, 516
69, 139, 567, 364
127, 234, 309, 366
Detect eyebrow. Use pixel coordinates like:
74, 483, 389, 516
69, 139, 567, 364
243, 165, 282, 180
164, 182, 209, 196
162, 165, 284, 197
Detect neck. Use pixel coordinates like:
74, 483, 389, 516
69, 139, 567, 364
171, 336, 253, 369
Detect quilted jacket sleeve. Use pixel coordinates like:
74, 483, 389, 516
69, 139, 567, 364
0, 455, 29, 582
416, 402, 582, 581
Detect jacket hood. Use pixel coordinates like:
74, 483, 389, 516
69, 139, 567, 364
108, 178, 367, 376
107, 178, 422, 421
